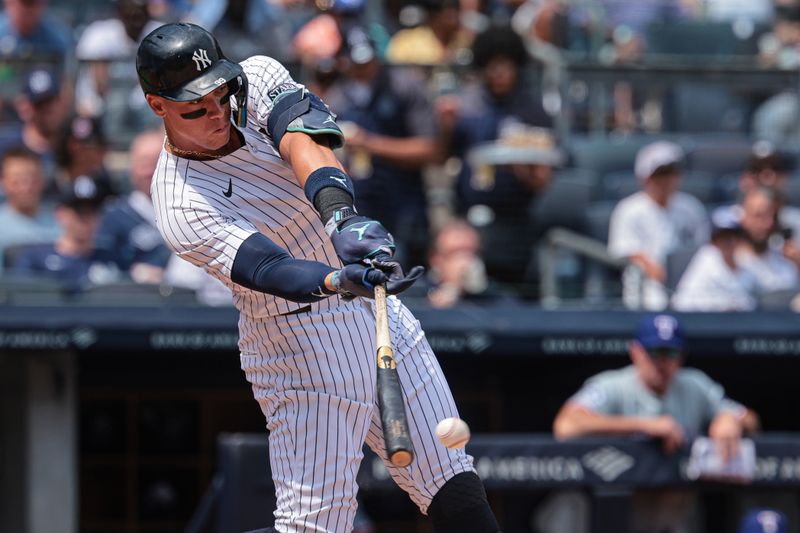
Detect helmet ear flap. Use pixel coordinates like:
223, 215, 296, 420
230, 74, 248, 128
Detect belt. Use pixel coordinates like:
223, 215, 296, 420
279, 305, 312, 316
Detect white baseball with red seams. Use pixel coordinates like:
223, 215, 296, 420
436, 417, 471, 449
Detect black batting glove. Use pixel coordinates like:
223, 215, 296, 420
371, 255, 425, 295
329, 263, 389, 299
330, 215, 396, 265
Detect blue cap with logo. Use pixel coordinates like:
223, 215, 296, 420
22, 68, 60, 104
739, 509, 788, 533
635, 313, 684, 350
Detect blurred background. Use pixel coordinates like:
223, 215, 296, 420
2, 0, 800, 532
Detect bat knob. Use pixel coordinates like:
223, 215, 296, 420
390, 449, 414, 468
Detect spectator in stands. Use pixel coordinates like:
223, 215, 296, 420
408, 218, 519, 307
0, 147, 58, 269
753, 4, 800, 144
758, 2, 800, 69
714, 141, 800, 243
546, 313, 759, 533
51, 115, 117, 201
0, 68, 68, 181
386, 0, 472, 65
436, 24, 554, 284
11, 179, 121, 291
608, 141, 709, 310
325, 25, 440, 266
510, 0, 571, 50
163, 254, 232, 306
195, 0, 306, 63
0, 0, 72, 67
96, 129, 171, 284
292, 0, 373, 69
736, 186, 800, 294
74, 0, 163, 118
672, 211, 757, 312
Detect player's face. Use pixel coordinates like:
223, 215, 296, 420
148, 85, 232, 153
631, 341, 682, 395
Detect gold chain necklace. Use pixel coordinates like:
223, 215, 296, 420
164, 137, 227, 161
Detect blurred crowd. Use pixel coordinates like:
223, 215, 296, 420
3, 0, 800, 311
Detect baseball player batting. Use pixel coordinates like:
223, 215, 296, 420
136, 23, 500, 533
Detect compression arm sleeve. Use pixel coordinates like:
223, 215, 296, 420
231, 233, 335, 303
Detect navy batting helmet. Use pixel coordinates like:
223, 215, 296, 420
136, 23, 248, 126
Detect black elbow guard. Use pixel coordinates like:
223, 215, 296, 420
267, 88, 345, 150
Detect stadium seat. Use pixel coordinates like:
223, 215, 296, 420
783, 176, 800, 206
585, 201, 616, 244
2, 242, 49, 270
758, 288, 800, 310
78, 282, 198, 306
598, 171, 638, 202
568, 135, 651, 181
665, 244, 701, 292
0, 275, 66, 305
683, 136, 753, 177
530, 170, 595, 235
665, 84, 750, 134
680, 171, 719, 204
645, 21, 764, 58
716, 171, 743, 204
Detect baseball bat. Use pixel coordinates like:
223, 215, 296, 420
374, 284, 415, 467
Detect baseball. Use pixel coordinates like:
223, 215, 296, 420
435, 417, 470, 449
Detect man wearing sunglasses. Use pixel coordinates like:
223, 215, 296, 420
549, 313, 759, 532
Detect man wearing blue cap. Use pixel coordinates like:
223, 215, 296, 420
550, 313, 759, 532
0, 68, 67, 182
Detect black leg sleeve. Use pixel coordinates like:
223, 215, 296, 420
427, 472, 501, 533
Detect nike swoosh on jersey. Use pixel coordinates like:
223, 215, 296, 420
223, 179, 233, 197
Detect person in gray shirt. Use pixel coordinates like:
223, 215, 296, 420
546, 313, 759, 533
0, 147, 59, 271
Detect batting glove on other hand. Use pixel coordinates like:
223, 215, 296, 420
330, 264, 388, 299
330, 216, 395, 265
371, 255, 425, 295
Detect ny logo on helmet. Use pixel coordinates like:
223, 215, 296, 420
192, 49, 211, 71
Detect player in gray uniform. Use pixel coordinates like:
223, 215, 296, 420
136, 23, 500, 533
549, 313, 759, 533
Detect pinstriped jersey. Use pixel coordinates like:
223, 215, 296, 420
151, 55, 342, 318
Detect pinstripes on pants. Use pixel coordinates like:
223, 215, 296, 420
238, 296, 474, 533
150, 54, 474, 533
